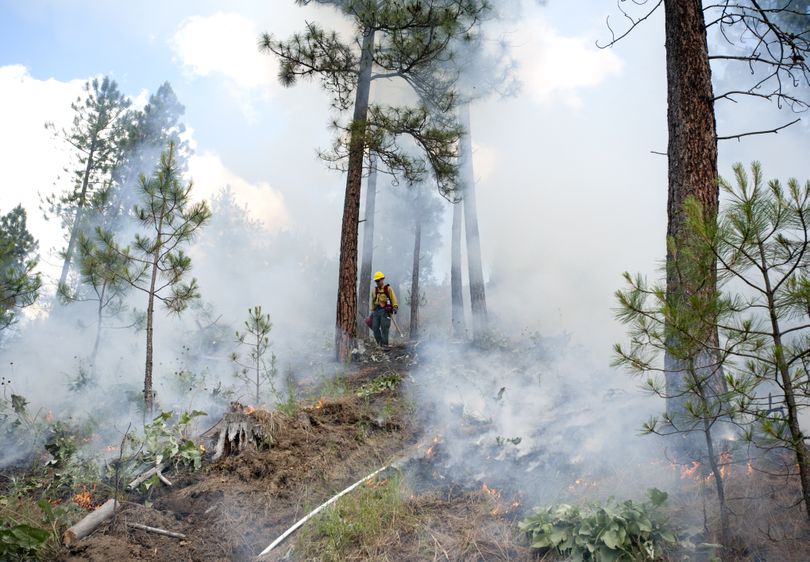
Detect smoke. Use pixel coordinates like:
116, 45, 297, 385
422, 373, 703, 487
401, 321, 673, 507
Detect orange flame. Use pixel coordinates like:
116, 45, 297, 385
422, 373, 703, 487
482, 483, 501, 500
680, 461, 701, 479
72, 484, 97, 510
243, 405, 256, 415
315, 399, 326, 410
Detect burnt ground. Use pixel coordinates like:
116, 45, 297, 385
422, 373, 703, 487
56, 345, 529, 562
50, 343, 810, 562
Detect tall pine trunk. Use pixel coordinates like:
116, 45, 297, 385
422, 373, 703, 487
663, 0, 724, 423
335, 28, 376, 362
59, 141, 97, 290
357, 155, 378, 336
410, 217, 422, 340
458, 102, 488, 342
450, 200, 466, 339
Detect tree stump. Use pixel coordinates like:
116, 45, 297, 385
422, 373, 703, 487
203, 403, 268, 460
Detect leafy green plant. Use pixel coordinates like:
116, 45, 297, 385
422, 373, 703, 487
355, 372, 402, 398
0, 521, 49, 561
519, 488, 676, 561
143, 410, 206, 471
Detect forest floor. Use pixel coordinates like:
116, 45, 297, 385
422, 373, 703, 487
3, 342, 809, 561
54, 344, 529, 562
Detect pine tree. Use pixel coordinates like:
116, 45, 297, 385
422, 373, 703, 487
0, 206, 41, 330
43, 77, 133, 292
110, 82, 189, 224
100, 143, 210, 415
602, 1, 810, 422
232, 306, 278, 405
261, 0, 489, 361
59, 231, 133, 373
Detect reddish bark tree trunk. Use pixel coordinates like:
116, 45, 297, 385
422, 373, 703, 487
335, 28, 376, 362
663, 0, 723, 418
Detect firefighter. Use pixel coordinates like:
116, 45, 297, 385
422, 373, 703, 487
370, 271, 398, 348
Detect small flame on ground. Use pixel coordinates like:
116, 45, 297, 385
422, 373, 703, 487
72, 484, 97, 510
315, 398, 326, 410
243, 405, 256, 415
199, 443, 206, 453
482, 483, 501, 500
680, 461, 701, 479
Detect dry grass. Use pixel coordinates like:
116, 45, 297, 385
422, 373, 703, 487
292, 476, 532, 562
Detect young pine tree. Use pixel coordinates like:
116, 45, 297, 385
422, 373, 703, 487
101, 143, 210, 415
231, 306, 278, 406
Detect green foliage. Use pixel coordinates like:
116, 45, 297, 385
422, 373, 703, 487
102, 142, 211, 315
142, 410, 206, 472
0, 206, 41, 329
43, 76, 133, 226
260, 0, 490, 198
232, 306, 278, 405
0, 521, 49, 561
355, 371, 402, 397
519, 489, 676, 562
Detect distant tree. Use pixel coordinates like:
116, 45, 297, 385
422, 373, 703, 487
450, 200, 465, 339
59, 231, 134, 373
43, 77, 133, 291
409, 194, 424, 340
601, 1, 810, 421
412, 13, 519, 343
357, 156, 379, 337
261, 0, 489, 361
100, 143, 210, 415
0, 206, 41, 330
110, 82, 189, 224
231, 306, 278, 405
457, 102, 488, 342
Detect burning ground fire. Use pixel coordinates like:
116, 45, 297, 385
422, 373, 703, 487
424, 435, 442, 458
676, 450, 752, 482
481, 483, 521, 516
72, 484, 97, 510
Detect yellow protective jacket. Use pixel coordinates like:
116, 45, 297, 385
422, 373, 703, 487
370, 284, 398, 313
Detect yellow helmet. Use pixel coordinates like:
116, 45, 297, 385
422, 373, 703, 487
373, 271, 385, 281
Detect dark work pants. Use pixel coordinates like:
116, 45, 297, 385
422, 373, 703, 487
371, 307, 391, 346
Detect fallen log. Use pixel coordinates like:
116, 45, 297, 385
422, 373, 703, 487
257, 465, 389, 558
63, 498, 118, 546
157, 471, 173, 486
126, 522, 186, 539
128, 462, 168, 489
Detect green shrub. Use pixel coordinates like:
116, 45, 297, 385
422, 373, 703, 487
519, 488, 676, 561
0, 521, 49, 561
